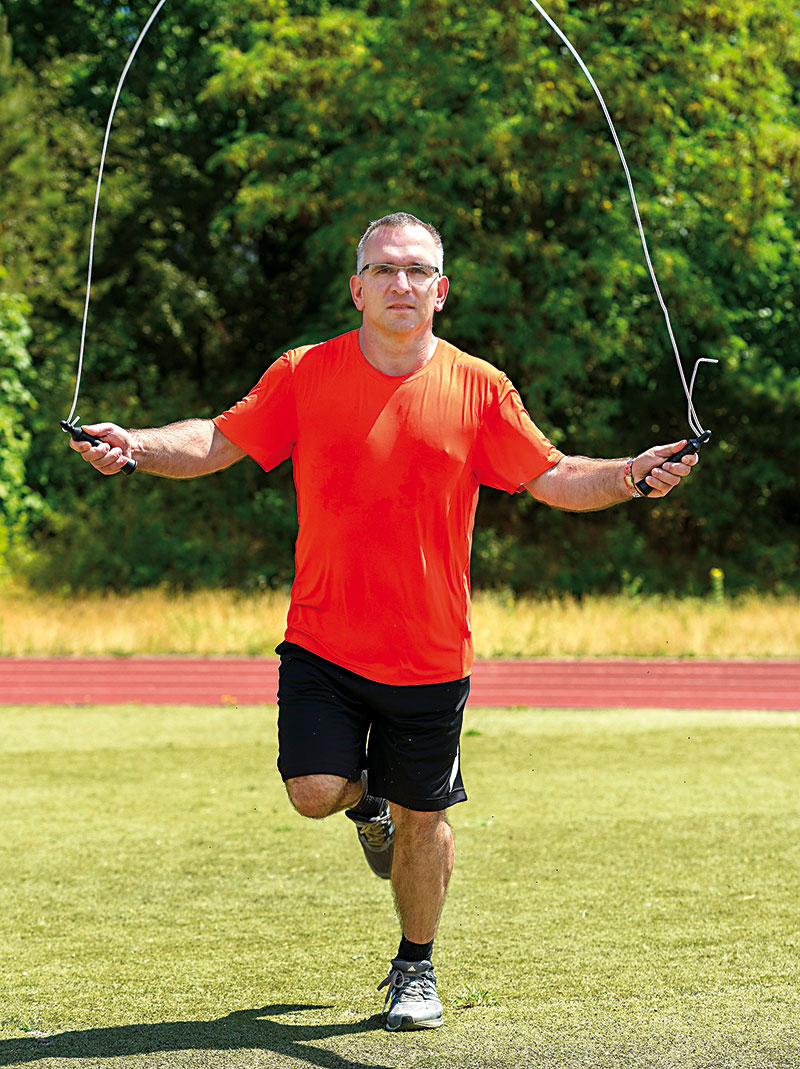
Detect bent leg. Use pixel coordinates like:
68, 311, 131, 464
389, 804, 454, 943
285, 773, 364, 820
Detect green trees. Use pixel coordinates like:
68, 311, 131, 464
0, 289, 39, 573
1, 0, 798, 593
0, 17, 46, 573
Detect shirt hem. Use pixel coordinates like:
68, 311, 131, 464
283, 629, 473, 687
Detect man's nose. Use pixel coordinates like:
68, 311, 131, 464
391, 268, 412, 291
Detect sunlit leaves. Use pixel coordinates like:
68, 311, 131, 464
1, 0, 798, 591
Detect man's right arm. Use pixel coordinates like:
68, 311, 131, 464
68, 419, 246, 478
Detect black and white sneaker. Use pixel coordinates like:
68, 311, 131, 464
345, 798, 394, 880
378, 958, 443, 1031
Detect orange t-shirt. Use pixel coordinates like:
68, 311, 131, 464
214, 330, 563, 684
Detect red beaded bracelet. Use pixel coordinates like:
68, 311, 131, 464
623, 458, 646, 498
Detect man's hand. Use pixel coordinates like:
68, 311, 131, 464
632, 440, 699, 498
67, 422, 134, 476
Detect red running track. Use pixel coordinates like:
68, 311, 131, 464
1, 657, 798, 710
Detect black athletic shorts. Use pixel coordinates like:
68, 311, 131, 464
275, 641, 469, 812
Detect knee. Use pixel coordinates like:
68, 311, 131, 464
285, 774, 347, 819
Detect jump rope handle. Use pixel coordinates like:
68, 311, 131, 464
60, 420, 137, 475
635, 430, 711, 497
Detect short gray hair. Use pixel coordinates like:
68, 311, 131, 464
356, 213, 444, 273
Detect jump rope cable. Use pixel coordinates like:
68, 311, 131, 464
66, 0, 714, 438
528, 0, 716, 438
65, 0, 169, 427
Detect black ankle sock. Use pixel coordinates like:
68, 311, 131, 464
398, 936, 434, 963
347, 771, 384, 818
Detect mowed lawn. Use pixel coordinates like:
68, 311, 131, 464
1, 704, 799, 1069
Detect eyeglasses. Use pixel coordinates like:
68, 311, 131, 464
360, 262, 440, 282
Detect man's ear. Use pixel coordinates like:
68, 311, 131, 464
434, 275, 449, 312
350, 274, 365, 310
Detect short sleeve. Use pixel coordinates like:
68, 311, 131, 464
213, 353, 296, 472
472, 375, 563, 492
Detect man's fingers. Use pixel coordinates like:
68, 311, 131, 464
654, 439, 688, 458
81, 422, 119, 438
101, 449, 133, 475
664, 455, 697, 476
648, 467, 680, 491
91, 447, 131, 475
642, 454, 698, 496
67, 420, 132, 475
70, 436, 128, 474
71, 437, 106, 460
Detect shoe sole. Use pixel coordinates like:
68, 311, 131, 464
347, 810, 394, 880
385, 1014, 443, 1032
363, 850, 393, 880
356, 833, 394, 879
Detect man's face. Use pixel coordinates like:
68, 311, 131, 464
349, 225, 449, 334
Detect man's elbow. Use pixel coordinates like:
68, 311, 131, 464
209, 425, 247, 472
525, 462, 563, 506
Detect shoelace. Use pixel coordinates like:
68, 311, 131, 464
377, 965, 436, 1011
357, 813, 394, 848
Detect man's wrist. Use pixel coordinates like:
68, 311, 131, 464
623, 458, 646, 499
126, 430, 140, 461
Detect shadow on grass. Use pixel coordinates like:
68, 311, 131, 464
0, 1004, 392, 1068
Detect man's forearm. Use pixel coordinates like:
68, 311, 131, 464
130, 419, 241, 478
526, 455, 628, 512
526, 440, 698, 510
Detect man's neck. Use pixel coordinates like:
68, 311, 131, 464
357, 324, 439, 377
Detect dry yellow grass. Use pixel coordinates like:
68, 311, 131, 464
0, 583, 798, 658
470, 591, 800, 659
0, 585, 288, 657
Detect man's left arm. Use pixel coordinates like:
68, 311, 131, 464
526, 441, 698, 512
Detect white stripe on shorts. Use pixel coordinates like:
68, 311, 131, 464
448, 746, 461, 793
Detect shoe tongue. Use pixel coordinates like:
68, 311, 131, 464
407, 964, 417, 973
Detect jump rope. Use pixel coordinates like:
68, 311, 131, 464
62, 0, 717, 491
60, 0, 169, 474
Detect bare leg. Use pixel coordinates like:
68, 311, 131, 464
285, 773, 364, 819
389, 805, 454, 944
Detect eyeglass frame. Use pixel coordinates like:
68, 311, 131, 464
359, 262, 441, 281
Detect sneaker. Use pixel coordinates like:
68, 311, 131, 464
345, 798, 394, 880
378, 958, 443, 1031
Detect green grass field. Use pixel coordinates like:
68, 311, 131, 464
2, 703, 799, 1068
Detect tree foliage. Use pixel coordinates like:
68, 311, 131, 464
0, 286, 39, 572
1, 0, 798, 594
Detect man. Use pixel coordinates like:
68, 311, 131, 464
70, 212, 698, 1031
